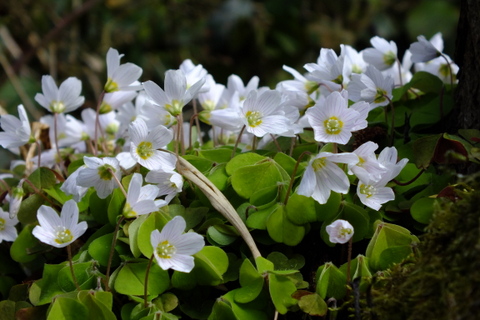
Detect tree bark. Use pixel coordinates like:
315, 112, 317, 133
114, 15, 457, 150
452, 0, 480, 132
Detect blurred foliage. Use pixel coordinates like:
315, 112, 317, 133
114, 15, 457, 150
0, 0, 460, 112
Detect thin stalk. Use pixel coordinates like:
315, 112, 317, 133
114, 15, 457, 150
270, 134, 282, 152
108, 168, 127, 199
231, 125, 246, 159
53, 112, 67, 176
67, 244, 80, 290
192, 99, 202, 146
23, 178, 58, 208
188, 113, 200, 150
105, 215, 125, 291
35, 140, 42, 168
283, 151, 312, 206
440, 53, 454, 89
386, 96, 395, 146
251, 135, 257, 151
289, 136, 296, 157
346, 238, 353, 284
144, 254, 155, 308
396, 58, 403, 87
393, 168, 425, 186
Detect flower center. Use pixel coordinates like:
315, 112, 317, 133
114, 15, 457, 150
305, 81, 320, 94
339, 227, 353, 238
359, 184, 376, 198
54, 227, 74, 244
0, 218, 5, 231
98, 164, 116, 181
123, 203, 137, 218
50, 101, 66, 113
165, 100, 183, 116
312, 157, 327, 172
104, 78, 119, 93
383, 51, 396, 67
245, 111, 262, 127
137, 141, 154, 160
324, 117, 343, 135
374, 88, 387, 104
357, 156, 365, 167
157, 240, 176, 259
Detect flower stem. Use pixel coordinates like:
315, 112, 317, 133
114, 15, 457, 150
105, 215, 125, 291
67, 244, 80, 291
93, 91, 105, 156
231, 125, 246, 159
386, 96, 395, 146
108, 168, 127, 199
144, 254, 155, 308
192, 99, 202, 146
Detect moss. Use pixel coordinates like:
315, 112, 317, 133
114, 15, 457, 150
366, 173, 480, 320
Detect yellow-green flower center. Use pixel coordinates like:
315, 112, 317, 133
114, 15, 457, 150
246, 111, 262, 127
50, 101, 66, 113
359, 184, 376, 198
99, 101, 113, 114
339, 227, 353, 238
374, 88, 388, 104
305, 81, 320, 94
0, 218, 5, 231
157, 240, 176, 259
333, 74, 344, 85
136, 141, 154, 160
98, 164, 115, 181
383, 51, 396, 67
54, 227, 74, 244
165, 100, 183, 116
357, 156, 365, 167
312, 157, 327, 172
104, 78, 119, 93
324, 116, 343, 135
123, 203, 137, 218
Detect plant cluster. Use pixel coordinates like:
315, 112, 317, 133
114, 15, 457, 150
0, 32, 478, 319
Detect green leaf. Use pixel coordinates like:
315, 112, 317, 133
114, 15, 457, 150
208, 298, 237, 320
10, 224, 40, 263
255, 256, 274, 274
246, 204, 277, 230
198, 148, 233, 164
89, 192, 110, 225
108, 188, 125, 225
266, 205, 306, 246
34, 264, 66, 305
114, 261, 169, 296
182, 155, 214, 173
273, 152, 298, 177
128, 214, 148, 258
193, 246, 229, 286
137, 211, 170, 258
315, 192, 342, 222
226, 153, 266, 176
78, 291, 116, 320
407, 71, 443, 93
57, 262, 97, 292
410, 197, 435, 224
413, 134, 442, 169
365, 221, 419, 271
207, 225, 238, 246
269, 273, 298, 314
234, 258, 264, 303
47, 297, 88, 320
207, 163, 229, 191
267, 252, 305, 270
23, 167, 57, 193
285, 193, 316, 225
378, 245, 415, 270
0, 300, 15, 320
231, 160, 287, 199
153, 292, 179, 313
315, 262, 346, 299
88, 233, 119, 267
250, 186, 279, 209
297, 292, 327, 316
17, 194, 44, 225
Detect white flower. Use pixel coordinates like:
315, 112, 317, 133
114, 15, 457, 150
143, 69, 205, 117
0, 105, 33, 148
34, 75, 85, 113
129, 118, 177, 171
104, 48, 143, 92
197, 75, 225, 112
179, 59, 209, 93
76, 156, 121, 199
304, 48, 345, 92
99, 91, 137, 114
356, 173, 395, 211
377, 146, 408, 181
123, 173, 160, 218
146, 169, 183, 204
326, 219, 354, 244
0, 207, 19, 243
305, 91, 367, 144
9, 180, 24, 219
349, 141, 386, 181
61, 166, 89, 202
362, 36, 398, 71
348, 65, 394, 109
241, 89, 291, 137
297, 152, 359, 204
151, 216, 204, 273
32, 200, 88, 248
409, 33, 443, 63
226, 74, 259, 102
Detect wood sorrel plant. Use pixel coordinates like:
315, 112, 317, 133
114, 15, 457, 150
0, 33, 476, 319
